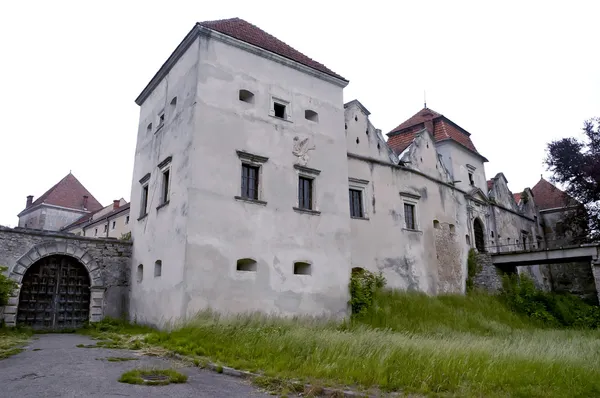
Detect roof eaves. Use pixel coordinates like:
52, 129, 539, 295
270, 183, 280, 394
344, 99, 371, 116
436, 138, 489, 163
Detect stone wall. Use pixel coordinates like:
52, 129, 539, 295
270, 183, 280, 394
472, 252, 504, 292
548, 262, 598, 305
0, 226, 132, 327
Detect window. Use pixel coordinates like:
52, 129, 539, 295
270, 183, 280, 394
468, 172, 474, 186
293, 262, 312, 275
305, 109, 318, 122
473, 218, 485, 252
270, 97, 290, 121
241, 164, 259, 200
235, 150, 268, 204
94, 228, 98, 236
112, 221, 116, 230
140, 183, 149, 216
349, 189, 363, 218
404, 203, 416, 230
236, 258, 257, 272
154, 260, 162, 277
298, 176, 313, 210
170, 96, 177, 107
161, 168, 170, 204
125, 215, 130, 224
103, 224, 107, 233
146, 123, 152, 133
137, 264, 143, 283
433, 220, 440, 229
239, 89, 254, 103
158, 111, 165, 128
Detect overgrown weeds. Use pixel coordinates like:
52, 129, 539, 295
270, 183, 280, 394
0, 326, 32, 359
118, 368, 187, 385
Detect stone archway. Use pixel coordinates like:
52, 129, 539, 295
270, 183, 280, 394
474, 218, 486, 253
2, 240, 106, 329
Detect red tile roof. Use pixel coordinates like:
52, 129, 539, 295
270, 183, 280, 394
62, 203, 130, 231
26, 173, 103, 213
387, 108, 485, 160
513, 193, 522, 203
487, 180, 494, 191
531, 178, 576, 210
199, 18, 346, 81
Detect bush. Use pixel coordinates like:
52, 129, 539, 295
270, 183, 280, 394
0, 265, 18, 307
348, 268, 386, 315
500, 273, 600, 328
465, 248, 480, 293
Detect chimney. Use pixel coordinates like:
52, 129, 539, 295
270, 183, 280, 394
113, 200, 120, 210
83, 195, 88, 210
26, 195, 33, 208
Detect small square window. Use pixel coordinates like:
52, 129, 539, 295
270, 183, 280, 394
125, 215, 130, 224
349, 189, 363, 218
112, 221, 116, 229
103, 224, 107, 232
274, 102, 286, 119
404, 203, 416, 230
241, 164, 260, 200
298, 176, 313, 210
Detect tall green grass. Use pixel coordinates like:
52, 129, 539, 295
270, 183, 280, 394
87, 292, 600, 397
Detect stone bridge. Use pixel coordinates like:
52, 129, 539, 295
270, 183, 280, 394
0, 226, 131, 329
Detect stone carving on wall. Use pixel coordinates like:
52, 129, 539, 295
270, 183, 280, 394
292, 136, 315, 166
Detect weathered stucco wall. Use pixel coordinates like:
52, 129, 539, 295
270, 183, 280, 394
0, 226, 132, 326
18, 205, 88, 231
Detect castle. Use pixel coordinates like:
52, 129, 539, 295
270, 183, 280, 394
10, 18, 586, 328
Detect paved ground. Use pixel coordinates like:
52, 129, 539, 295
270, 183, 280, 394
0, 334, 272, 398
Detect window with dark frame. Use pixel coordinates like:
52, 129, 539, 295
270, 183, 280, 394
141, 184, 149, 216
241, 164, 259, 200
349, 189, 363, 218
404, 203, 416, 230
161, 168, 170, 204
468, 172, 474, 186
298, 176, 313, 210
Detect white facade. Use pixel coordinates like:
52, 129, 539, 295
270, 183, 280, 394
128, 21, 554, 327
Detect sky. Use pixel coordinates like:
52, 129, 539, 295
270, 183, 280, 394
0, 0, 598, 227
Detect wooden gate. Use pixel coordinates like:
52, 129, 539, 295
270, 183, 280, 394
17, 255, 91, 330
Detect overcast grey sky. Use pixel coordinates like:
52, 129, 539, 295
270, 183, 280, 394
1, 0, 598, 227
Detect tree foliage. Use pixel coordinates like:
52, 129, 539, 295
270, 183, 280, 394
0, 266, 18, 307
349, 267, 386, 315
545, 117, 600, 241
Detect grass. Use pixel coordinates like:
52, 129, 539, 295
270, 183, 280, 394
118, 368, 187, 385
82, 292, 600, 397
0, 327, 32, 359
105, 356, 139, 362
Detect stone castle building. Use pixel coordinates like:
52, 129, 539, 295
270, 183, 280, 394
2, 17, 589, 330
126, 18, 579, 326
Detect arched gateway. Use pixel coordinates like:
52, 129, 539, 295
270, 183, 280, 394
17, 255, 91, 329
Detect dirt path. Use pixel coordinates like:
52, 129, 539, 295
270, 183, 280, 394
0, 333, 271, 397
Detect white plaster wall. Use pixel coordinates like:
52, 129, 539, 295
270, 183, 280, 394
344, 103, 390, 162
19, 206, 88, 231
180, 35, 351, 319
348, 132, 469, 294
129, 37, 200, 326
436, 141, 487, 193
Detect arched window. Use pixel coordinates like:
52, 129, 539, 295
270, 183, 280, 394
473, 218, 485, 252
236, 258, 257, 272
137, 264, 143, 283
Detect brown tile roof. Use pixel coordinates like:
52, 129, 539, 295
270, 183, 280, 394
199, 18, 346, 81
487, 179, 494, 191
387, 108, 485, 160
61, 203, 130, 231
513, 193, 522, 203
25, 173, 103, 213
531, 178, 576, 210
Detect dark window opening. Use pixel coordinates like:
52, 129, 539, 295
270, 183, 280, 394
146, 123, 152, 132
154, 260, 162, 277
404, 203, 416, 230
468, 172, 474, 186
239, 89, 254, 103
241, 164, 259, 200
474, 218, 485, 252
294, 262, 312, 275
449, 224, 456, 233
236, 258, 257, 272
170, 96, 177, 106
298, 176, 313, 210
161, 169, 170, 204
305, 109, 318, 122
141, 184, 149, 216
433, 220, 440, 229
349, 189, 363, 218
158, 113, 165, 127
126, 216, 130, 224
112, 221, 116, 229
274, 102, 286, 118
137, 264, 143, 283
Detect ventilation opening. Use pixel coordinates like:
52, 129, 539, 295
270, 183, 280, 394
236, 258, 257, 272
345, 123, 347, 130
465, 235, 470, 245
146, 123, 152, 133
365, 129, 369, 136
154, 260, 162, 277
239, 89, 254, 104
305, 110, 318, 122
170, 96, 177, 106
356, 137, 360, 144
377, 143, 381, 150
293, 262, 312, 275
449, 224, 456, 233
433, 220, 440, 229
137, 264, 143, 283
354, 115, 358, 121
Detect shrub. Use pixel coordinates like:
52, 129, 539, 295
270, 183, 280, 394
500, 273, 600, 328
348, 268, 386, 315
0, 266, 18, 307
465, 248, 480, 293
